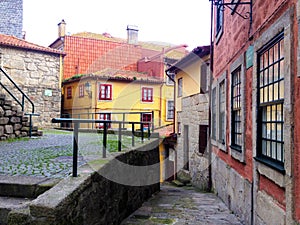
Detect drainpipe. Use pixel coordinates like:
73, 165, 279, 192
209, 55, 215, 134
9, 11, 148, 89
208, 0, 214, 192
159, 83, 164, 127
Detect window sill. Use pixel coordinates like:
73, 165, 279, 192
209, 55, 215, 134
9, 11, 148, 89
254, 156, 285, 174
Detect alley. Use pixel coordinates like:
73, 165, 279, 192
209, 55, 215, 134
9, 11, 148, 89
122, 183, 243, 225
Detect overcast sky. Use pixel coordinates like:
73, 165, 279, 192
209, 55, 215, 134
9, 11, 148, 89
23, 0, 211, 50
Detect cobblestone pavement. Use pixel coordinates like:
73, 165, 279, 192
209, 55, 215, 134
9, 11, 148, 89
122, 183, 243, 225
0, 129, 147, 178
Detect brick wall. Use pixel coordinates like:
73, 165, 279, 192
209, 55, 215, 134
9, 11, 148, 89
0, 0, 23, 38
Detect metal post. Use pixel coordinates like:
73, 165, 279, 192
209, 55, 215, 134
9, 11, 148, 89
148, 124, 151, 140
151, 111, 154, 131
122, 113, 125, 129
118, 122, 122, 152
132, 123, 135, 147
141, 123, 144, 143
29, 114, 32, 137
73, 123, 79, 177
103, 122, 107, 158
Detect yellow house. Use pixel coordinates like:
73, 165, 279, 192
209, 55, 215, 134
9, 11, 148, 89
62, 68, 174, 130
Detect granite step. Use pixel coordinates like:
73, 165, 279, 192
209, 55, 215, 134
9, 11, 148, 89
0, 175, 60, 198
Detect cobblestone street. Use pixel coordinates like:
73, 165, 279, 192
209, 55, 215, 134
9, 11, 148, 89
122, 183, 243, 225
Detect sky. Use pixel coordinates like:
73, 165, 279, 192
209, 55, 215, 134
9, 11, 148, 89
23, 0, 211, 51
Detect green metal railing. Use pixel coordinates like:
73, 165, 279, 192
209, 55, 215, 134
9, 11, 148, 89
52, 118, 152, 177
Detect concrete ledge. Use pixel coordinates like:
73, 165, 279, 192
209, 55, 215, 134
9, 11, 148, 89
0, 175, 60, 198
8, 139, 160, 225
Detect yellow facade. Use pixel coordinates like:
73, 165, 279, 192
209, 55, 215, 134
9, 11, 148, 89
174, 54, 210, 133
62, 76, 174, 130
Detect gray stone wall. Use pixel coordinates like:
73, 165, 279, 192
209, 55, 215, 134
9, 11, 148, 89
8, 140, 160, 225
0, 0, 23, 38
0, 47, 61, 128
176, 93, 209, 190
0, 94, 34, 140
211, 153, 252, 224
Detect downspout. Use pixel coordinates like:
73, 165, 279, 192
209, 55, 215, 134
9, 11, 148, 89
208, 0, 214, 192
159, 83, 163, 127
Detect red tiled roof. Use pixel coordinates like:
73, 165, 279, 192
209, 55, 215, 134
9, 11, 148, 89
62, 36, 142, 79
0, 34, 64, 55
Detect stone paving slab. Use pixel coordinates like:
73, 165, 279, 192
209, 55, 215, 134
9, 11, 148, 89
121, 183, 243, 225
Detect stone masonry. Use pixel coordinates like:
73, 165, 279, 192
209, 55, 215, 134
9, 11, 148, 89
0, 46, 61, 128
0, 94, 37, 140
0, 0, 23, 39
176, 93, 209, 190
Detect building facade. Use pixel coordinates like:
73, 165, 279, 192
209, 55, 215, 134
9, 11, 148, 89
210, 0, 300, 224
0, 34, 63, 128
50, 21, 187, 129
166, 46, 210, 189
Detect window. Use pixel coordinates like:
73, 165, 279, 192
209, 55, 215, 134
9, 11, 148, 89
142, 87, 153, 102
67, 86, 72, 99
166, 100, 174, 120
98, 113, 111, 129
211, 87, 217, 140
257, 32, 284, 168
216, 0, 224, 42
178, 78, 183, 97
219, 80, 226, 145
231, 67, 242, 151
79, 85, 84, 98
199, 125, 208, 154
141, 113, 152, 128
99, 84, 112, 100
166, 73, 175, 85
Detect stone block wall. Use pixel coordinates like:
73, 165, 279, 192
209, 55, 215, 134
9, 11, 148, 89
211, 153, 252, 224
0, 0, 23, 39
0, 94, 34, 140
176, 93, 209, 190
0, 47, 61, 128
8, 139, 160, 225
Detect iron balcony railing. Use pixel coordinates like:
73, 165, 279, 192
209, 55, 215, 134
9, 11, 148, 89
52, 118, 153, 177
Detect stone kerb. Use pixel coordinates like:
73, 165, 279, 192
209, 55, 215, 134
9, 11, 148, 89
7, 139, 160, 225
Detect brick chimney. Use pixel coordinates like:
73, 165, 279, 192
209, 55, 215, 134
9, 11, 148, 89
127, 25, 138, 45
58, 19, 66, 38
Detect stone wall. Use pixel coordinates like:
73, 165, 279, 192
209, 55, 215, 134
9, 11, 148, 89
176, 93, 209, 190
0, 94, 35, 140
211, 153, 252, 225
0, 0, 23, 39
8, 139, 160, 225
0, 47, 61, 128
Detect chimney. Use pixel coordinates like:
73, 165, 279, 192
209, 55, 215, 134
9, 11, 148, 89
58, 19, 66, 38
127, 25, 138, 45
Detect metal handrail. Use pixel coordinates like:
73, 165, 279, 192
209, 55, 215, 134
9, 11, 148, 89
51, 118, 153, 177
0, 67, 35, 113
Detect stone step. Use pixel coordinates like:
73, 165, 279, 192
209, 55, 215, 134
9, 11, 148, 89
0, 175, 60, 198
0, 196, 32, 225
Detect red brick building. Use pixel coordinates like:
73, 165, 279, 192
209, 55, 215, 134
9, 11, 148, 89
210, 0, 300, 224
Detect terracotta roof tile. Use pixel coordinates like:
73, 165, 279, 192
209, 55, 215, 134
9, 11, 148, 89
0, 34, 64, 55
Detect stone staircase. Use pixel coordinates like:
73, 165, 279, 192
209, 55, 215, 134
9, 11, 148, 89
0, 175, 60, 225
0, 93, 42, 140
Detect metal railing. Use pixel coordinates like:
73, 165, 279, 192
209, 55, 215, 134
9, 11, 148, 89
51, 118, 153, 177
0, 67, 38, 136
61, 111, 155, 132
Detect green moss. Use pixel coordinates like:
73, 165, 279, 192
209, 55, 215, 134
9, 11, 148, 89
150, 217, 174, 224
